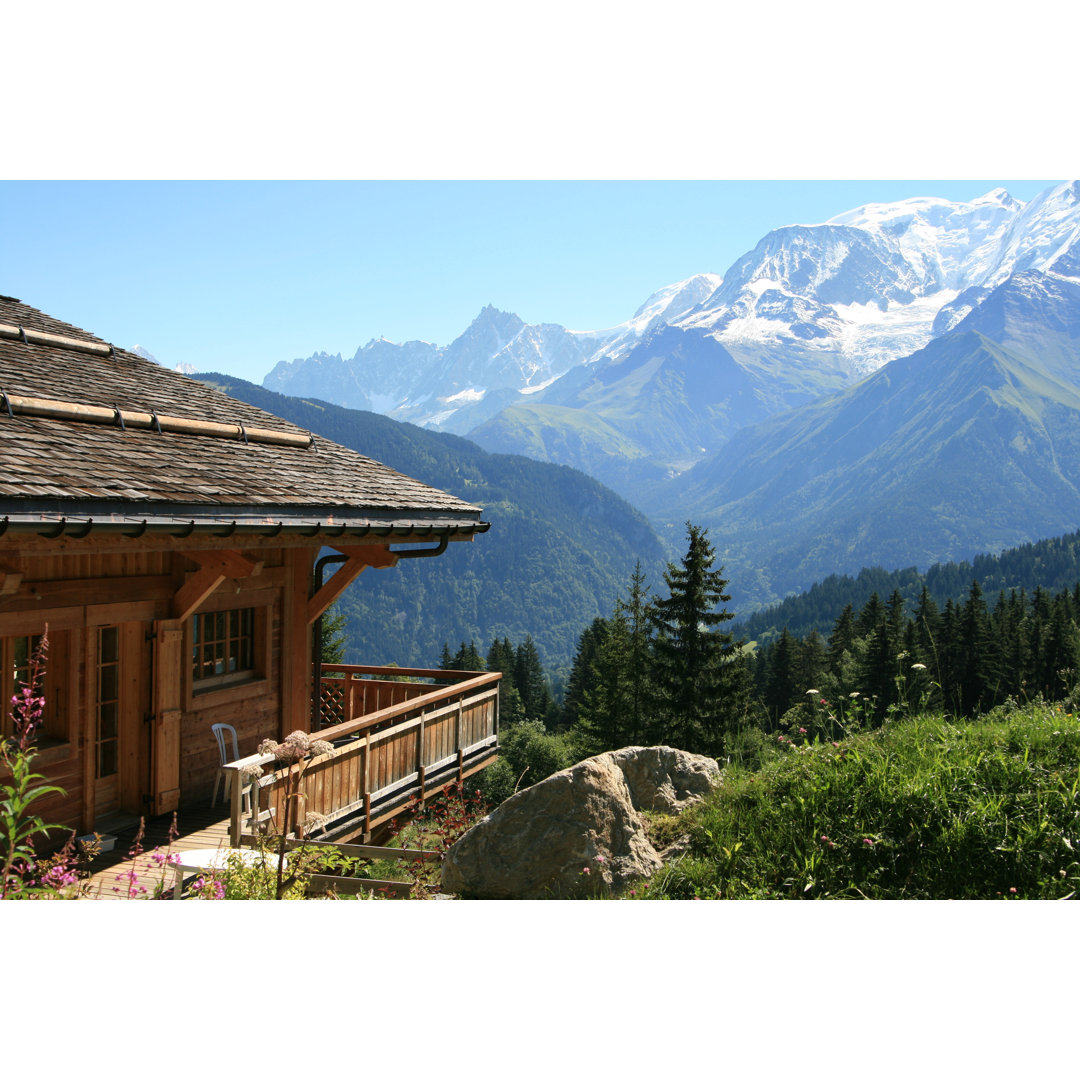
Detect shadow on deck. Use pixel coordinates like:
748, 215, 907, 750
80, 806, 231, 900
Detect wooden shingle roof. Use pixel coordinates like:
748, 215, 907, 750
0, 296, 488, 541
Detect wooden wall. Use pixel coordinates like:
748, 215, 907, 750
0, 536, 316, 832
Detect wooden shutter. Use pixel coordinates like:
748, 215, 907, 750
150, 618, 184, 814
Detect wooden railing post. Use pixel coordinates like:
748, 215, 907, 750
417, 709, 426, 799
456, 697, 465, 783
229, 764, 243, 848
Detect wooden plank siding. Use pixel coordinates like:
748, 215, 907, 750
0, 539, 303, 835
1, 540, 500, 847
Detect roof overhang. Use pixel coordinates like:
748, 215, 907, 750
0, 501, 489, 543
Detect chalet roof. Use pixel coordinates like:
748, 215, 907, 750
0, 296, 488, 542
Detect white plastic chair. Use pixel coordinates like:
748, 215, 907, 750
211, 723, 242, 808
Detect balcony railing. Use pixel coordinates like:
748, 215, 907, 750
224, 665, 500, 847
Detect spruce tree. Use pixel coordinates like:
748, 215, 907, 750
648, 523, 743, 756
764, 628, 799, 722
563, 618, 610, 732
514, 635, 552, 724
486, 637, 525, 724
575, 610, 633, 755
616, 561, 654, 744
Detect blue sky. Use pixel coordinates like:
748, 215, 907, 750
0, 179, 1062, 384
0, 5, 1073, 388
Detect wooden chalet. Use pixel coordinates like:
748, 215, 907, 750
0, 296, 499, 846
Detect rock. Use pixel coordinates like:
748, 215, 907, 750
441, 745, 720, 899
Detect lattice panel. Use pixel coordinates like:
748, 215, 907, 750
320, 682, 346, 727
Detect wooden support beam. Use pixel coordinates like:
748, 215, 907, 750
282, 548, 313, 737
306, 545, 397, 625
172, 565, 226, 622
171, 550, 264, 622
0, 565, 23, 598
189, 550, 264, 579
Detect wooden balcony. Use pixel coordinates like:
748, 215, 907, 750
223, 665, 500, 847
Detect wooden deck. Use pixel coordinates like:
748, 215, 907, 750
77, 665, 501, 899
80, 807, 231, 899
226, 665, 500, 847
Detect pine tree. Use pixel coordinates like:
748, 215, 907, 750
514, 635, 552, 724
764, 628, 799, 722
616, 561, 654, 744
575, 610, 633, 755
563, 618, 610, 732
320, 602, 348, 665
486, 637, 525, 724
648, 523, 742, 756
448, 640, 485, 671
958, 580, 994, 715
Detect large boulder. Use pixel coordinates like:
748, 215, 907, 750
442, 745, 720, 899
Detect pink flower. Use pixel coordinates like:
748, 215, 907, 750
799, 727, 807, 734
863, 838, 874, 846
1009, 887, 1017, 894
595, 854, 606, 864
582, 866, 590, 875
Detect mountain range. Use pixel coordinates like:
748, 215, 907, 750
242, 182, 1080, 611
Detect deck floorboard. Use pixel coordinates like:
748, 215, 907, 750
80, 807, 232, 900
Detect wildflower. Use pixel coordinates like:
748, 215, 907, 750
582, 866, 591, 875
863, 838, 874, 846
849, 691, 860, 698
1009, 887, 1017, 894
595, 853, 606, 863
799, 727, 807, 734
911, 663, 927, 671
309, 740, 334, 757
239, 762, 264, 781
805, 689, 820, 696
190, 875, 225, 900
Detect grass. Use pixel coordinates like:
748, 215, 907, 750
644, 700, 1080, 899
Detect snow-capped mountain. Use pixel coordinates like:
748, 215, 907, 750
262, 182, 1080, 479
674, 185, 1080, 378
261, 275, 721, 428
131, 344, 199, 376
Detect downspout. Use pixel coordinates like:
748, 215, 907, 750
311, 553, 347, 732
309, 534, 451, 731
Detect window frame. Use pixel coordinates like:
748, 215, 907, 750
0, 631, 73, 754
186, 590, 273, 709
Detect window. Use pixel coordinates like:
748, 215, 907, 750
1, 634, 58, 743
95, 626, 120, 779
192, 608, 256, 690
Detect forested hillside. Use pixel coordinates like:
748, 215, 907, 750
196, 375, 670, 674
738, 528, 1080, 644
